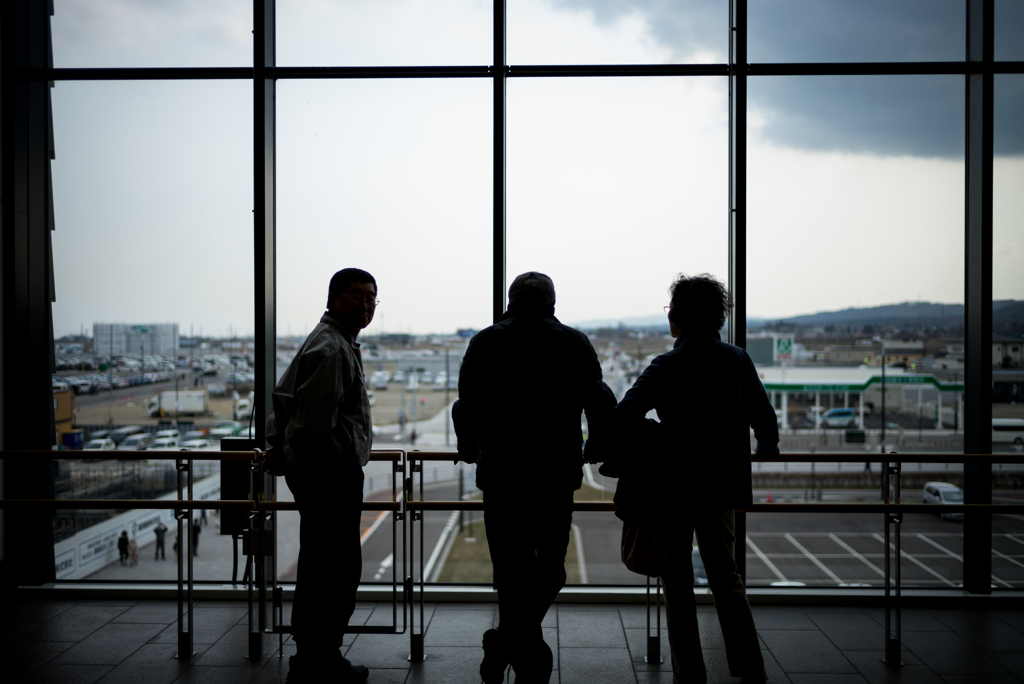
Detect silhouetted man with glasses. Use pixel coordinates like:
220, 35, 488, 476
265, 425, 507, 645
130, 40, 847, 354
267, 268, 378, 684
454, 271, 616, 684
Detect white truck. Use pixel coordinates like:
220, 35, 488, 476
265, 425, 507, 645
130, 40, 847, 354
147, 390, 209, 417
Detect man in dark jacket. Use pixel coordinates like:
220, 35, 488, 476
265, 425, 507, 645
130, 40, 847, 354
266, 268, 377, 684
614, 274, 778, 684
454, 271, 616, 684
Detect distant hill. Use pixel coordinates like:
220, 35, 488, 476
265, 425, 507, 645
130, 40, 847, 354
573, 300, 1023, 333
761, 300, 1023, 332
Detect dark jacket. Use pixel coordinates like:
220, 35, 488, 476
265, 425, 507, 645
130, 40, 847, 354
609, 332, 779, 517
453, 305, 616, 492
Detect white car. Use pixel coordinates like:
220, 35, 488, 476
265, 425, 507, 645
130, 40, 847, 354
822, 408, 857, 428
117, 433, 155, 451
155, 429, 181, 440
922, 482, 964, 521
149, 437, 179, 449
83, 438, 116, 451
207, 427, 237, 441
180, 439, 211, 451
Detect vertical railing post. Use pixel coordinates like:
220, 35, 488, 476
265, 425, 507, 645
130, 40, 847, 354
645, 576, 663, 664
883, 454, 902, 668
175, 454, 194, 659
408, 454, 425, 661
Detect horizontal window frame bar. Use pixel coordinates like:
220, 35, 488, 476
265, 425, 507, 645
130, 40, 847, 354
44, 61, 1024, 82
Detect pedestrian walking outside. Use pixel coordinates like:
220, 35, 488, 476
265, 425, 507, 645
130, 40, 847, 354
192, 518, 201, 556
117, 530, 129, 565
128, 537, 139, 567
154, 521, 168, 560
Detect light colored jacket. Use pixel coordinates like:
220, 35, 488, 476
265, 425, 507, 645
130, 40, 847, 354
266, 313, 372, 470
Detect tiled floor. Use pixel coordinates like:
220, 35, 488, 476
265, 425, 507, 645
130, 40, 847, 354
4, 594, 1024, 683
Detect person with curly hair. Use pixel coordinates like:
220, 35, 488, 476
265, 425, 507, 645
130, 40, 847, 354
613, 273, 778, 684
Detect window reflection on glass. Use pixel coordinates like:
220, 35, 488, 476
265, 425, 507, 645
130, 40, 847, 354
277, 0, 491, 67
51, 0, 252, 68
745, 75, 971, 588
509, 0, 726, 65
749, 0, 965, 64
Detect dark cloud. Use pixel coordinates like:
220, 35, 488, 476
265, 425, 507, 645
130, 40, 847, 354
547, 0, 1024, 158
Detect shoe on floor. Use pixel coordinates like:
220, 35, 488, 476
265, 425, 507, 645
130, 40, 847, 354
286, 653, 369, 683
481, 628, 511, 683
512, 639, 552, 684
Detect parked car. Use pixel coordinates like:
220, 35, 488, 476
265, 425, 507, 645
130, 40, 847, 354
83, 438, 116, 451
207, 427, 237, 442
822, 408, 858, 428
149, 437, 179, 449
118, 433, 156, 451
180, 439, 211, 451
922, 482, 964, 521
181, 430, 206, 442
155, 429, 181, 440
108, 425, 144, 446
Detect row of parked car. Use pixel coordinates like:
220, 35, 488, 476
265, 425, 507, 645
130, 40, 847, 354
368, 369, 457, 392
82, 421, 255, 455
53, 370, 178, 394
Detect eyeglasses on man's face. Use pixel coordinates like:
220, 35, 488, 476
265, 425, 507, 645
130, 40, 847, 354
342, 293, 379, 306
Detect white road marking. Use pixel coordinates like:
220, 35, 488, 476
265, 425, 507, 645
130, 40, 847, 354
828, 533, 885, 577
1007, 534, 1024, 548
373, 552, 394, 581
915, 534, 1012, 588
360, 510, 390, 547
423, 510, 460, 581
785, 533, 843, 583
994, 548, 1024, 570
571, 523, 589, 584
746, 537, 788, 582
872, 533, 956, 587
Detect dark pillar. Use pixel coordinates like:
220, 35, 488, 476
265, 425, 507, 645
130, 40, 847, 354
962, 0, 994, 594
492, 0, 507, 322
1, 0, 58, 587
255, 0, 277, 443
729, 0, 748, 579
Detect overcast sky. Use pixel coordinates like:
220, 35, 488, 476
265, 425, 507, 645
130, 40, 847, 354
49, 0, 1023, 338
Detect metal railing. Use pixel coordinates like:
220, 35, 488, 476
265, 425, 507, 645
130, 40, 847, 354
3, 448, 1024, 668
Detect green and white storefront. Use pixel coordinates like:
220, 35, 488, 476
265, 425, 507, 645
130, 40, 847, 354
757, 366, 964, 429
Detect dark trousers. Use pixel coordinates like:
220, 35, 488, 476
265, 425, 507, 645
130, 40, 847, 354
484, 487, 574, 651
154, 537, 166, 560
287, 463, 364, 657
661, 509, 763, 684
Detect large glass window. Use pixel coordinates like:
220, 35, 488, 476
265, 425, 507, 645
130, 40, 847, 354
745, 74, 967, 588
992, 74, 1024, 588
38, 2, 1024, 591
50, 79, 252, 579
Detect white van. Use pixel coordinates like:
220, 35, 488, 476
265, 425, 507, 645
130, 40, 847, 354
992, 418, 1024, 446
